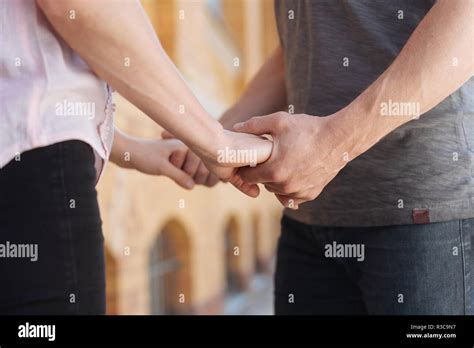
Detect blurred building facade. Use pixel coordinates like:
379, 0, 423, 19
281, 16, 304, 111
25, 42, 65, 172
97, 0, 282, 315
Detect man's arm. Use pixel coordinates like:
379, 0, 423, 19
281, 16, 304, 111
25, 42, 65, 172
339, 0, 474, 161
235, 0, 474, 207
220, 45, 287, 129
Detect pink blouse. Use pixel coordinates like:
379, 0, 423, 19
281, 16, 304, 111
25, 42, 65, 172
0, 0, 114, 180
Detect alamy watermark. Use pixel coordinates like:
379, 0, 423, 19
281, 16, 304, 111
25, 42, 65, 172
217, 147, 257, 167
55, 99, 95, 120
18, 322, 55, 342
380, 99, 420, 118
324, 241, 365, 262
0, 241, 38, 262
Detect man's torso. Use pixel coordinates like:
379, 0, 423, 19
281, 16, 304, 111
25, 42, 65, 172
275, 0, 474, 226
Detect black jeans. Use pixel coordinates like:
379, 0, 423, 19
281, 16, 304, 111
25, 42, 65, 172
0, 141, 105, 314
275, 215, 473, 315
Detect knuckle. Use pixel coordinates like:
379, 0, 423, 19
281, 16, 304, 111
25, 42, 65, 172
274, 113, 289, 130
273, 118, 285, 130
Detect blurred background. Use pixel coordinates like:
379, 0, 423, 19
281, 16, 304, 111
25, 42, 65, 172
97, 0, 282, 315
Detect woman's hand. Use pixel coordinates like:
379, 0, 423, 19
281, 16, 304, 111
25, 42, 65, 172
110, 129, 213, 190
165, 129, 273, 197
128, 138, 197, 189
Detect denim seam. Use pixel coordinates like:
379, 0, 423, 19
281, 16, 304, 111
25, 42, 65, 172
58, 142, 79, 314
459, 220, 467, 315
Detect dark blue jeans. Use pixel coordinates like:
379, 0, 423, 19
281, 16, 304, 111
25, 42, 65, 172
0, 141, 105, 314
275, 215, 473, 315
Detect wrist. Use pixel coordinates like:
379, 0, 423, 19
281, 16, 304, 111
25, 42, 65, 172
310, 111, 364, 173
126, 138, 145, 170
193, 122, 226, 164
111, 131, 134, 169
332, 74, 403, 161
117, 134, 143, 170
331, 106, 375, 162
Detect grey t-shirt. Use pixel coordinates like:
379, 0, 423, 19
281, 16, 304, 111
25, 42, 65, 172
275, 0, 474, 226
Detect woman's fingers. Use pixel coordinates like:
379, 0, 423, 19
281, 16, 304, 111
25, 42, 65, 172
182, 151, 201, 177
169, 144, 220, 187
194, 162, 211, 185
159, 160, 195, 190
169, 148, 187, 169
163, 136, 268, 195
205, 173, 220, 187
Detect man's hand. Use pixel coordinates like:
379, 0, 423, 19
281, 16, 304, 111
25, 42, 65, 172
233, 0, 474, 210
234, 112, 350, 209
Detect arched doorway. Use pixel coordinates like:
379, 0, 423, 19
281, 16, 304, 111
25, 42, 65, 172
252, 215, 264, 273
149, 220, 192, 315
224, 217, 244, 295
105, 246, 118, 315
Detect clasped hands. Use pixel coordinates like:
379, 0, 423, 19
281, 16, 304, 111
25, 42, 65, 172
113, 112, 350, 209
154, 112, 351, 209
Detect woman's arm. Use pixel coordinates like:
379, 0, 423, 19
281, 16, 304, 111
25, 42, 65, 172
36, 0, 271, 169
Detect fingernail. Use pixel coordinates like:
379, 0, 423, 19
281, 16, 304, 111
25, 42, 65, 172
234, 122, 244, 130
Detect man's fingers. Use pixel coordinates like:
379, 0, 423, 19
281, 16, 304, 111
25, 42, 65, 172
273, 186, 322, 209
237, 164, 274, 185
160, 161, 195, 190
229, 173, 260, 198
275, 194, 303, 210
264, 182, 313, 196
233, 113, 281, 135
263, 184, 280, 194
